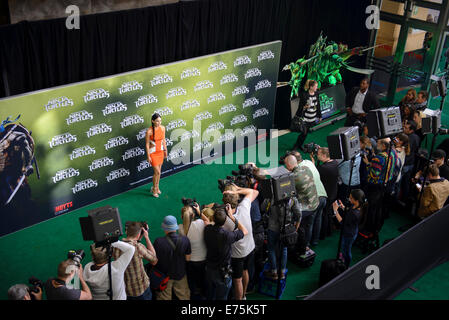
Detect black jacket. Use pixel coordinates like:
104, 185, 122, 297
345, 87, 380, 113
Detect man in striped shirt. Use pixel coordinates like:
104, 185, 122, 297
113, 221, 158, 300
362, 138, 397, 233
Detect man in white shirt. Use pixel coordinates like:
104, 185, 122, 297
345, 78, 379, 126
83, 240, 135, 300
222, 185, 258, 300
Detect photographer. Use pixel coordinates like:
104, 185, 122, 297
222, 185, 258, 300
332, 189, 368, 268
337, 153, 361, 201
179, 202, 210, 300
284, 155, 319, 250
83, 240, 135, 300
313, 147, 339, 240
360, 136, 375, 192
430, 150, 449, 181
153, 215, 191, 300
112, 221, 158, 300
399, 120, 420, 203
8, 284, 42, 300
264, 196, 302, 280
417, 164, 449, 218
45, 259, 92, 300
297, 152, 327, 247
204, 205, 248, 300
362, 138, 397, 233
237, 163, 266, 294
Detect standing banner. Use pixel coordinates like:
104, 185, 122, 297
0, 41, 281, 237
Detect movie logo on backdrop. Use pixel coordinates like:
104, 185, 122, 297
89, 157, 114, 172
0, 41, 281, 237
135, 94, 158, 107
66, 110, 93, 125
86, 123, 112, 138
70, 146, 96, 160
49, 133, 77, 148
151, 74, 173, 87
45, 96, 74, 112
84, 88, 110, 103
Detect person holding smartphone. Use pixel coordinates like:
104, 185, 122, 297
332, 189, 368, 268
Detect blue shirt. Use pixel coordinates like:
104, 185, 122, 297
153, 233, 191, 281
338, 155, 361, 186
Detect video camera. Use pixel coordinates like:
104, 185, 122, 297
303, 142, 320, 154
259, 173, 297, 204
218, 175, 247, 193
28, 277, 43, 300
67, 249, 85, 267
79, 205, 123, 247
218, 164, 256, 192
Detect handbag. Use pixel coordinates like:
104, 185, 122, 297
146, 265, 170, 291
290, 115, 306, 133
148, 140, 156, 154
280, 223, 298, 248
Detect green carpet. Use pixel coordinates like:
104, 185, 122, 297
1, 108, 448, 300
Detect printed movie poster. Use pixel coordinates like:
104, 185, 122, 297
0, 41, 282, 237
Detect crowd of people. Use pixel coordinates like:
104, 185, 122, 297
7, 78, 449, 301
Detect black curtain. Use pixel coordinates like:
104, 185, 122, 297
0, 0, 371, 128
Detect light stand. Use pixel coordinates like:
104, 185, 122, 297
275, 197, 292, 300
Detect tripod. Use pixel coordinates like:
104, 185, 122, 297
95, 238, 115, 301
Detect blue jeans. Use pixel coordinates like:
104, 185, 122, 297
205, 267, 232, 300
341, 232, 358, 268
311, 197, 327, 246
302, 209, 317, 247
127, 285, 152, 300
267, 229, 287, 273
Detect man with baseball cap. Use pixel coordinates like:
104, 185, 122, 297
153, 215, 191, 300
431, 149, 449, 181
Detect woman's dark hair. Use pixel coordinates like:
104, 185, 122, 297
397, 133, 410, 156
151, 113, 161, 141
350, 188, 368, 218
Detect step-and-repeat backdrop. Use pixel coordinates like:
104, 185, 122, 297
0, 41, 281, 237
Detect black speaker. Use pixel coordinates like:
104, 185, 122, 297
421, 110, 441, 135
367, 107, 403, 138
327, 126, 360, 161
79, 205, 123, 243
430, 79, 446, 98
